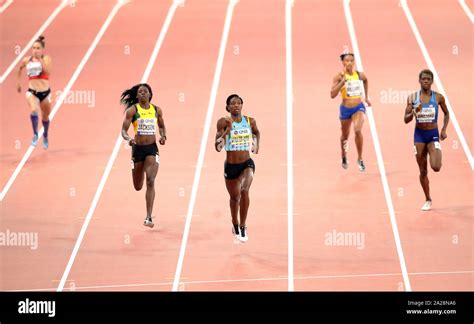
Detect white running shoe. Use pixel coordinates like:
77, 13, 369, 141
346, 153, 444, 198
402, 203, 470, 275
239, 226, 248, 243
232, 225, 240, 240
144, 217, 154, 228
357, 160, 366, 172
421, 200, 432, 211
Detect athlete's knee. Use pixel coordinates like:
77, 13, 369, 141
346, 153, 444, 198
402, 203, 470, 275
354, 129, 363, 136
133, 183, 143, 191
240, 187, 250, 196
229, 195, 240, 204
146, 176, 155, 188
431, 164, 441, 172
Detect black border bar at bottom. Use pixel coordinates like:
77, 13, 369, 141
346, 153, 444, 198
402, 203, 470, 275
0, 292, 472, 322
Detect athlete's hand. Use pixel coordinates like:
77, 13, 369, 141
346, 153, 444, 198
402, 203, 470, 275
17, 84, 21, 93
159, 136, 166, 145
224, 116, 232, 130
215, 137, 225, 152
251, 143, 259, 154
412, 104, 422, 117
440, 130, 447, 141
128, 138, 136, 146
251, 136, 259, 154
364, 98, 371, 107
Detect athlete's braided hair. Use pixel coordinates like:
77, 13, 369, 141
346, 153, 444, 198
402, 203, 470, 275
120, 83, 153, 109
226, 94, 243, 112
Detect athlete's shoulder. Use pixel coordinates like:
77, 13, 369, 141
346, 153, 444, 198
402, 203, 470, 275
126, 104, 137, 111
357, 70, 366, 78
246, 116, 258, 129
20, 56, 30, 65
124, 105, 137, 118
407, 91, 418, 103
217, 117, 228, 127
333, 72, 343, 81
435, 91, 445, 103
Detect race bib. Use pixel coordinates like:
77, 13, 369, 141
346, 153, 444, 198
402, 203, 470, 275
26, 61, 42, 77
416, 107, 436, 123
345, 80, 362, 97
230, 128, 251, 150
136, 118, 156, 135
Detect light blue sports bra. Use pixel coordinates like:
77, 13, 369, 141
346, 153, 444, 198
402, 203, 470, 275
225, 116, 252, 152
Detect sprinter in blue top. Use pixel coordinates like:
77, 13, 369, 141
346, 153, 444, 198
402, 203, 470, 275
215, 94, 260, 243
404, 69, 449, 211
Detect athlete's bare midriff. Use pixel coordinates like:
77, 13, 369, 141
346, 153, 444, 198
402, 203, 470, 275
28, 79, 49, 92
341, 97, 362, 108
226, 150, 250, 164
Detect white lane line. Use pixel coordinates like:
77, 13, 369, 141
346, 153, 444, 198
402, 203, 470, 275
458, 0, 474, 23
56, 0, 182, 292
171, 0, 239, 292
0, 0, 70, 83
0, 0, 14, 13
343, 0, 412, 291
12, 269, 473, 292
285, 0, 295, 292
0, 0, 128, 202
402, 0, 474, 170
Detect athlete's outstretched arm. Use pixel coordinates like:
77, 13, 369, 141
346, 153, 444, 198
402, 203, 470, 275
215, 117, 230, 152
121, 107, 136, 146
438, 94, 449, 140
157, 106, 167, 145
250, 118, 260, 154
330, 73, 345, 98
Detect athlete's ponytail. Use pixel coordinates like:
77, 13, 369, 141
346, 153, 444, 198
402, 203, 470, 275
120, 83, 153, 109
35, 35, 46, 48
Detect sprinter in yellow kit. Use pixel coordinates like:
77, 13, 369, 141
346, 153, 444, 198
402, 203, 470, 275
121, 83, 167, 228
330, 53, 371, 171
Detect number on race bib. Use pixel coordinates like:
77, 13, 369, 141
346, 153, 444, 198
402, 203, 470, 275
345, 80, 362, 97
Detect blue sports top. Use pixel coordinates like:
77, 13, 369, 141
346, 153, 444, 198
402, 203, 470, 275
414, 90, 438, 124
225, 116, 252, 152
